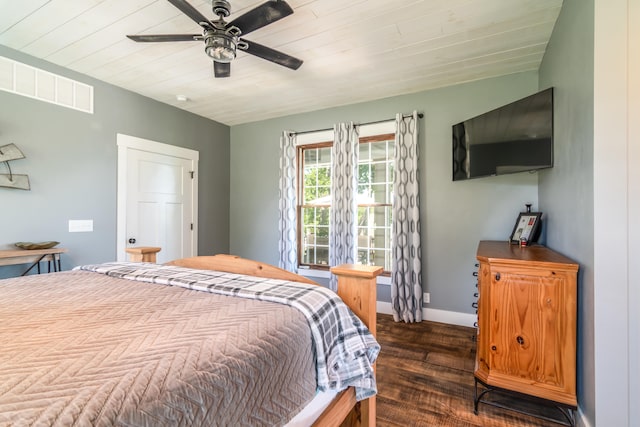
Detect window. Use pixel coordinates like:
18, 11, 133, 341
298, 133, 395, 271
299, 142, 332, 266
356, 134, 395, 270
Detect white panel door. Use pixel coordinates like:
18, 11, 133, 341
117, 134, 198, 264
127, 149, 192, 263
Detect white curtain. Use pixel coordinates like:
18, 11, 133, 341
278, 131, 298, 273
391, 111, 423, 322
329, 122, 359, 291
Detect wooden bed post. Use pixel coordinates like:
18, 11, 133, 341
314, 264, 382, 427
331, 264, 382, 335
125, 247, 161, 263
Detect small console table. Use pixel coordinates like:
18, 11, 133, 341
0, 248, 68, 276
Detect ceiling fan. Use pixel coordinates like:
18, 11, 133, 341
127, 0, 303, 78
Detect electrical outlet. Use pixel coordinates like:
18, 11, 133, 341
423, 292, 430, 304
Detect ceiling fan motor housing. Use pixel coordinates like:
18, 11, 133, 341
211, 0, 231, 18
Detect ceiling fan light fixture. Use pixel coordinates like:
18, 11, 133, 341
205, 33, 236, 62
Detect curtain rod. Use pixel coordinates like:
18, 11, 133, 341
291, 112, 424, 136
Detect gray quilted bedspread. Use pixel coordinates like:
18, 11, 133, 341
0, 270, 317, 427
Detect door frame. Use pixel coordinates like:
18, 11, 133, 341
116, 133, 199, 262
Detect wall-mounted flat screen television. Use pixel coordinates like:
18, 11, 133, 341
452, 87, 554, 181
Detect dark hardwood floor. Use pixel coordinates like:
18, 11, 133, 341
375, 314, 569, 427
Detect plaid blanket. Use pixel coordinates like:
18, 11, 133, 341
78, 262, 379, 400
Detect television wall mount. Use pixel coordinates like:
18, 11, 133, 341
0, 143, 30, 190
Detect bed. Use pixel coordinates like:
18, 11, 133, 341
0, 254, 382, 426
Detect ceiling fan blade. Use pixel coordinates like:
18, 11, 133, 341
214, 62, 231, 78
229, 1, 293, 36
167, 0, 212, 27
243, 39, 302, 70
127, 34, 201, 42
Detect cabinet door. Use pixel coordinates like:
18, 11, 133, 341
489, 266, 575, 397
475, 261, 491, 377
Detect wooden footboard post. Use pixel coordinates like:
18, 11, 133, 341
125, 247, 161, 263
331, 264, 382, 334
330, 264, 382, 427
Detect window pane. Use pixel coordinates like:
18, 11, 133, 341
370, 141, 390, 162
358, 164, 371, 185
372, 249, 391, 271
303, 146, 331, 204
301, 206, 330, 266
371, 163, 388, 184
304, 146, 331, 163
356, 205, 392, 270
359, 143, 371, 161
369, 183, 386, 203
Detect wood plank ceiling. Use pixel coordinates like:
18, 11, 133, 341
0, 0, 563, 126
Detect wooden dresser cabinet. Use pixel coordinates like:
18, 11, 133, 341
474, 241, 578, 420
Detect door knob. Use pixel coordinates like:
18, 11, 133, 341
128, 238, 136, 244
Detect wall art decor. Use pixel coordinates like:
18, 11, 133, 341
0, 143, 30, 190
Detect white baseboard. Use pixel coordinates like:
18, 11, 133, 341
376, 302, 477, 327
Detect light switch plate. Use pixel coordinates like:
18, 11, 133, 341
69, 219, 93, 232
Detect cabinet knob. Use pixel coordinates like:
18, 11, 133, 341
495, 272, 501, 281
491, 345, 497, 351
516, 336, 525, 345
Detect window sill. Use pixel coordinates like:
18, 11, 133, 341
297, 266, 391, 286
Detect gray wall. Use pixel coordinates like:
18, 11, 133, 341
230, 71, 540, 313
0, 45, 230, 278
537, 0, 595, 423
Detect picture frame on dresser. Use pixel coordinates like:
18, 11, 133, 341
509, 211, 542, 244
